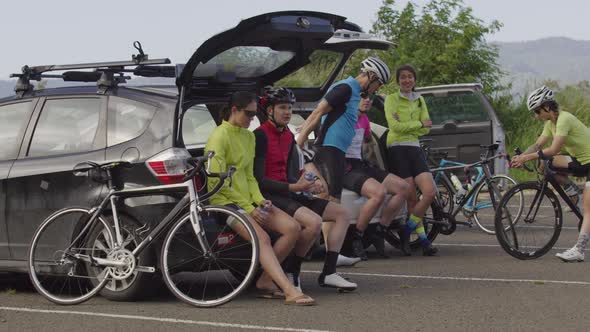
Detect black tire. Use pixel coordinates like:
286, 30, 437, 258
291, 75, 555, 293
28, 207, 113, 305
434, 177, 456, 235
86, 214, 157, 301
472, 175, 521, 235
494, 181, 562, 260
161, 205, 259, 307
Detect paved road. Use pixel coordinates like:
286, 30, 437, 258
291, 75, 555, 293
1, 211, 588, 332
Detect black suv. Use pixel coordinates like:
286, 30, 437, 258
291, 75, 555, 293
0, 11, 392, 300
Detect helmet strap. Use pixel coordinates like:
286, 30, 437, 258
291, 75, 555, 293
267, 105, 285, 129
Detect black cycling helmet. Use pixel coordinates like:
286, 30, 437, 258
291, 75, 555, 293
262, 86, 296, 107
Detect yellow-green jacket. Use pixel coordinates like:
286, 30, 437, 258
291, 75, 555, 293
384, 91, 430, 146
205, 120, 265, 213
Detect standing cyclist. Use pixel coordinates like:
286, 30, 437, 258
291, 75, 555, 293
296, 57, 390, 201
512, 86, 590, 262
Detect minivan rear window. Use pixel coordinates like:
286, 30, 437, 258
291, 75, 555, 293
422, 91, 489, 125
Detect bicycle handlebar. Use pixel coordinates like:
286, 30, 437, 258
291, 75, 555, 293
182, 150, 236, 188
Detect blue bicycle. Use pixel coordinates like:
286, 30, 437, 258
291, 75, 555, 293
421, 142, 522, 235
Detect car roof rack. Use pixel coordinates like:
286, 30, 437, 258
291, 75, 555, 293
10, 41, 175, 98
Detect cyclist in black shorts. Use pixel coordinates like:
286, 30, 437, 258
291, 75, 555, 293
254, 87, 357, 291
296, 57, 391, 203
343, 96, 410, 260
384, 64, 438, 256
512, 86, 590, 262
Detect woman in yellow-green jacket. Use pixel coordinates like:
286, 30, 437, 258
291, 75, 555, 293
205, 91, 315, 306
384, 64, 438, 256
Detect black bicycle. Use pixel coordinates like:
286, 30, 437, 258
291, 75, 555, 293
28, 151, 260, 307
494, 150, 583, 260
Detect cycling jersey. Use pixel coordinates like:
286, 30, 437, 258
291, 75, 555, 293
205, 120, 265, 213
541, 111, 590, 165
317, 76, 362, 153
384, 91, 430, 146
345, 113, 371, 159
253, 121, 299, 193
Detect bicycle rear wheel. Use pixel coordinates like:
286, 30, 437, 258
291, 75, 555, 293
495, 182, 562, 260
161, 205, 259, 307
28, 207, 114, 304
472, 175, 521, 235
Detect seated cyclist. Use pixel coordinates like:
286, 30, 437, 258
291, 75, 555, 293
253, 86, 357, 291
512, 86, 590, 262
343, 95, 410, 260
205, 91, 315, 305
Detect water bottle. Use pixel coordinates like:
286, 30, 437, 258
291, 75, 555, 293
450, 173, 466, 202
302, 171, 316, 199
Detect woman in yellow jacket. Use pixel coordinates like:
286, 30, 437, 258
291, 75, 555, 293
205, 91, 315, 305
384, 65, 438, 256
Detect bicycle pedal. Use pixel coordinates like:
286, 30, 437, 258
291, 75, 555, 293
135, 266, 156, 273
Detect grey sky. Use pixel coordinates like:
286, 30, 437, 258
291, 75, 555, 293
1, 0, 589, 78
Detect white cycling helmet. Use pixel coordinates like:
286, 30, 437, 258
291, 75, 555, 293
361, 57, 391, 84
527, 86, 555, 111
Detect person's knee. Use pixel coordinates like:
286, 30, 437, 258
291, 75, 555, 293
286, 219, 302, 236
421, 186, 437, 203
309, 216, 322, 236
398, 180, 411, 198
366, 183, 386, 203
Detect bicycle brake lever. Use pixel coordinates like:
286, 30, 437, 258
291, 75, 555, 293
227, 166, 236, 188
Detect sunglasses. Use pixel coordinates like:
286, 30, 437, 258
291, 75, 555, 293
360, 92, 377, 100
242, 109, 258, 118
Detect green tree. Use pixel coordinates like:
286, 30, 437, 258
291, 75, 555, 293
367, 0, 505, 95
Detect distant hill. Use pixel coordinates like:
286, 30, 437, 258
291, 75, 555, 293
495, 37, 590, 94
2, 37, 590, 98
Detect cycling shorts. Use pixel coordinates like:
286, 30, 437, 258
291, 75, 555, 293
313, 146, 346, 199
342, 158, 389, 195
263, 192, 330, 217
387, 145, 430, 179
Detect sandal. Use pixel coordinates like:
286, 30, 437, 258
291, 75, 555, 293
256, 289, 285, 299
284, 294, 316, 306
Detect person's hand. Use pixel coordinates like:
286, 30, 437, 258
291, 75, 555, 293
421, 119, 433, 128
511, 154, 532, 168
293, 173, 316, 192
260, 200, 272, 210
393, 112, 400, 121
251, 205, 270, 226
309, 181, 325, 194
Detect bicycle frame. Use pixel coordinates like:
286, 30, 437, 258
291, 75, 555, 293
68, 163, 227, 272
427, 150, 506, 228
526, 162, 582, 227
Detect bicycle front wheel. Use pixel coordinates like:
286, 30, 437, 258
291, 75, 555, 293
494, 182, 562, 260
28, 207, 114, 304
161, 205, 259, 307
472, 175, 522, 235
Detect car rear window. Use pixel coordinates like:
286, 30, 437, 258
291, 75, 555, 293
107, 97, 157, 146
0, 102, 33, 160
182, 105, 217, 147
422, 91, 489, 125
276, 50, 342, 88
193, 47, 295, 79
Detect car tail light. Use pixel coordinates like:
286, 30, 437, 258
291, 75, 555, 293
145, 148, 191, 184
